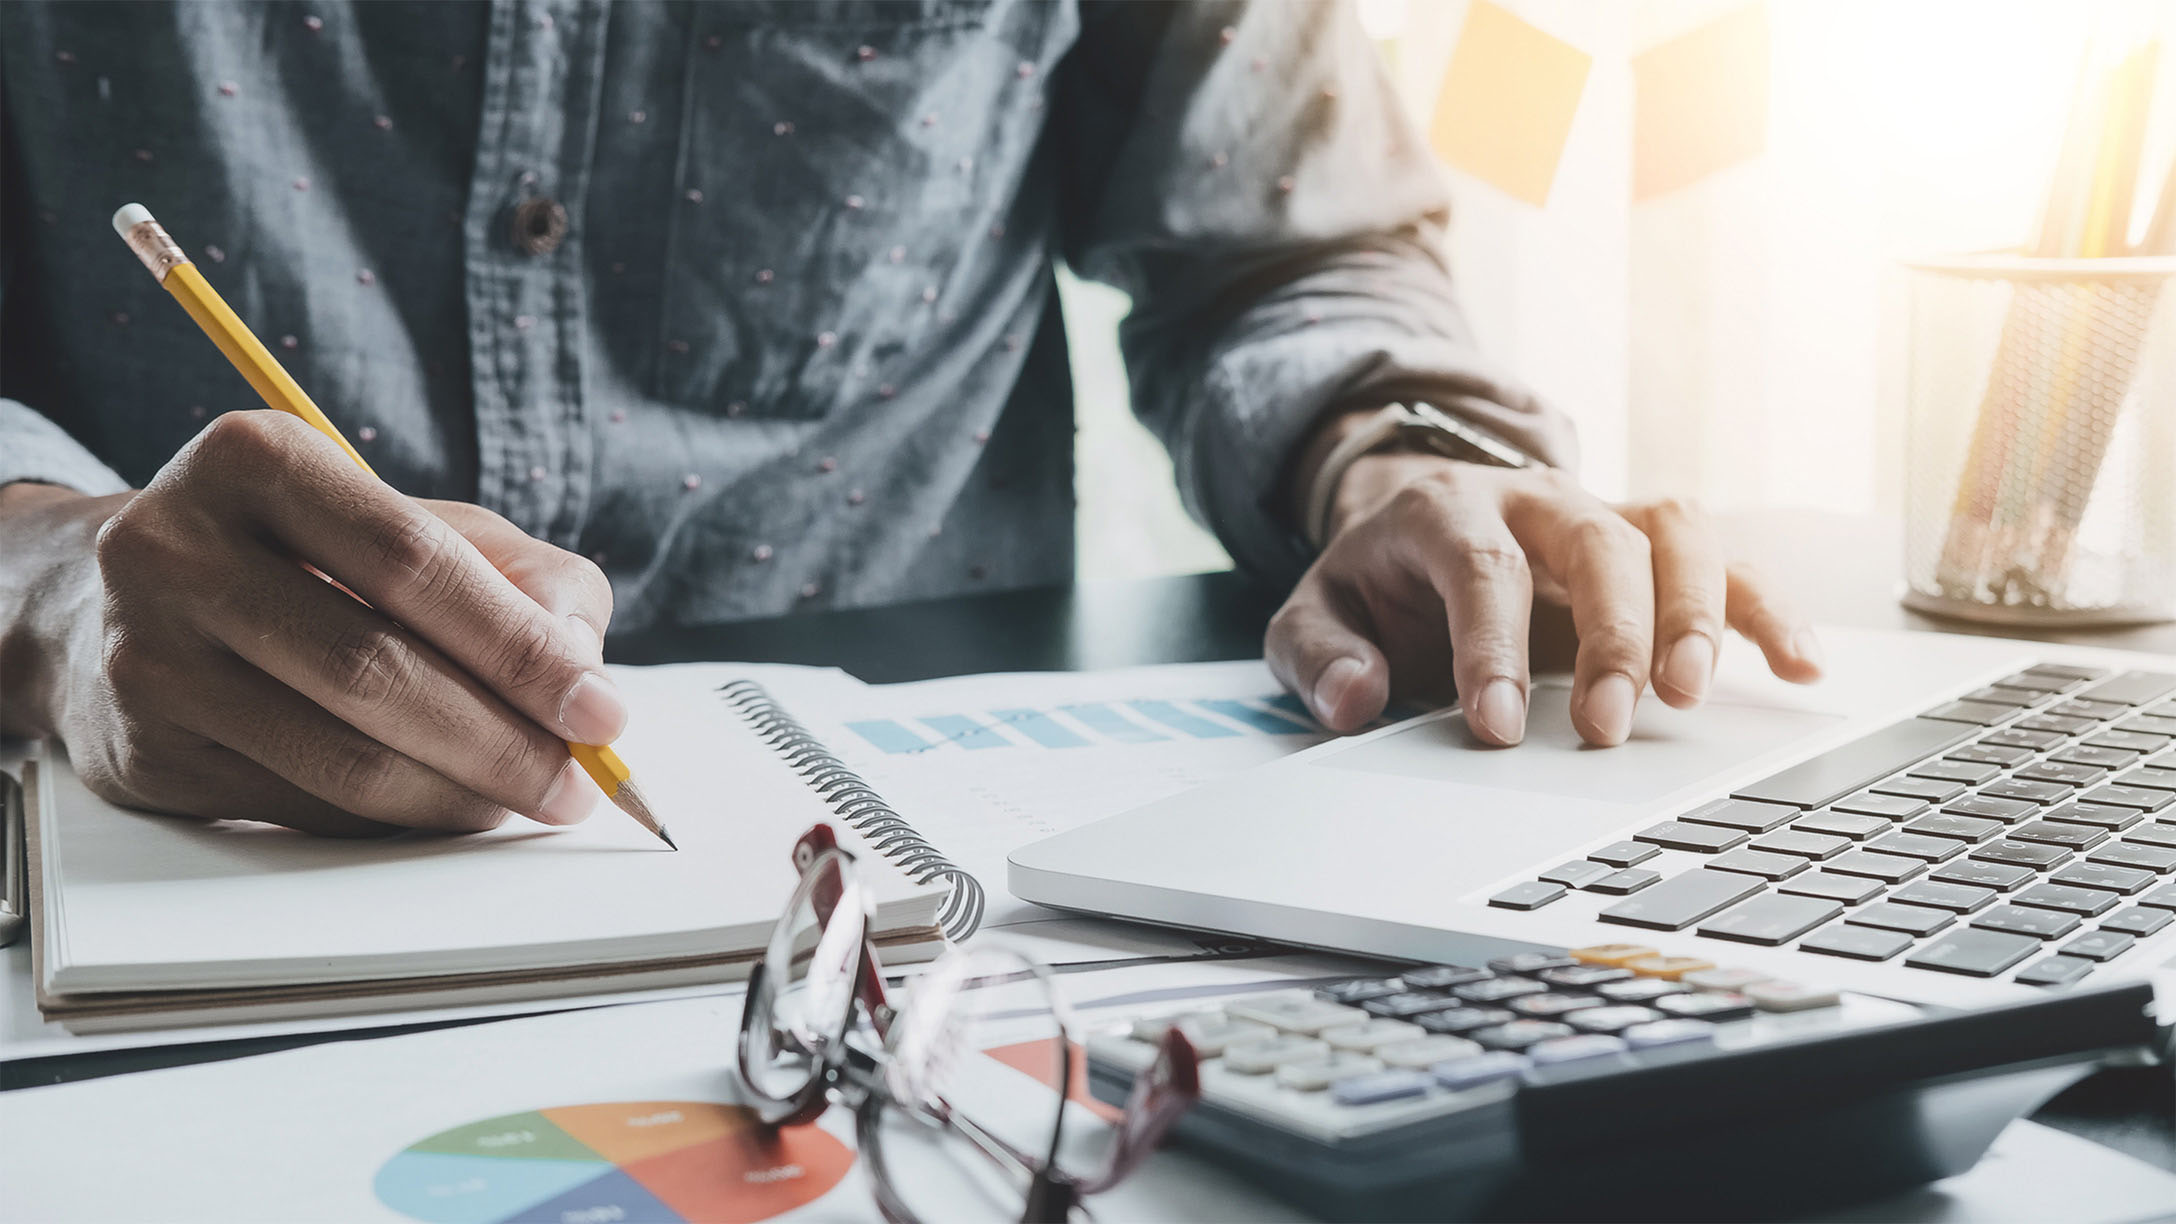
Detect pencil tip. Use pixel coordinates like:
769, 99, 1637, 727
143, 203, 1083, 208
658, 827, 679, 851
609, 780, 674, 848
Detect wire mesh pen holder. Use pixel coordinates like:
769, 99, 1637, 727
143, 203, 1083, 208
1901, 254, 2176, 626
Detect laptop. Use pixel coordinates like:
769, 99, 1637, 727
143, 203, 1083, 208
1011, 626, 2176, 1011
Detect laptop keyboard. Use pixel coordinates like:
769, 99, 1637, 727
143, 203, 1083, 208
1488, 665, 2176, 985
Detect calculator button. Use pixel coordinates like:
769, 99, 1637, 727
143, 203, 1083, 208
1452, 977, 1550, 1004
1626, 955, 1715, 980
1315, 978, 1405, 1005
1751, 830, 1850, 859
1221, 1037, 1331, 1075
1321, 1020, 1427, 1052
1901, 814, 2002, 842
1537, 965, 1635, 990
1329, 1070, 1434, 1106
1635, 821, 1749, 853
1777, 871, 1885, 904
1225, 995, 1368, 1036
2015, 957, 2095, 988
1799, 924, 1914, 961
1906, 928, 2042, 976
1588, 868, 1662, 895
1708, 848, 1809, 880
1396, 965, 1492, 991
1654, 992, 1754, 1022
2011, 882, 2121, 917
1621, 1019, 1717, 1050
1539, 860, 1616, 889
2037, 803, 2140, 832
1970, 905, 2081, 940
1376, 1036, 1484, 1069
1594, 978, 1689, 1004
1525, 1034, 1629, 1066
1430, 1050, 1531, 1090
1865, 832, 1964, 862
1744, 980, 1840, 1012
1680, 798, 1800, 833
1832, 792, 1930, 819
1598, 869, 1763, 931
1488, 881, 1567, 910
1469, 1020, 1576, 1051
1569, 943, 1658, 967
2080, 785, 2174, 813
1929, 859, 2036, 891
1415, 1007, 1513, 1035
1678, 966, 1770, 992
1587, 842, 1660, 869
1698, 893, 1843, 945
2058, 931, 2135, 962
1888, 880, 1996, 913
1792, 811, 1891, 840
2099, 906, 2174, 937
1361, 992, 1465, 1019
1846, 902, 1955, 937
2085, 842, 2176, 873
1564, 1006, 1664, 1034
2050, 862, 2155, 894
1275, 1053, 1381, 1091
1172, 1016, 1276, 1056
2008, 821, 2108, 852
1970, 840, 2070, 869
1824, 850, 1926, 884
1942, 796, 2039, 823
1489, 954, 1580, 975
1508, 993, 1604, 1019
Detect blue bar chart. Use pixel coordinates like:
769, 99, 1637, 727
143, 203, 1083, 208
844, 693, 1320, 755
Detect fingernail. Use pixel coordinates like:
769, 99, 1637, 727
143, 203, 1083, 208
1473, 679, 1526, 745
1312, 657, 1366, 725
1792, 628, 1825, 672
1583, 673, 1638, 745
565, 614, 602, 659
1662, 634, 1715, 702
535, 759, 595, 825
559, 672, 627, 744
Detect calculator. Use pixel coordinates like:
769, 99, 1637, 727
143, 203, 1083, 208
1085, 945, 2161, 1221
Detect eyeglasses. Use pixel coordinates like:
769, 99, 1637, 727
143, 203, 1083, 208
733, 823, 1201, 1223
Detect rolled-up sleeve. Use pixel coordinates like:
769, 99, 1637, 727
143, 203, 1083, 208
1057, 0, 1576, 588
0, 398, 128, 495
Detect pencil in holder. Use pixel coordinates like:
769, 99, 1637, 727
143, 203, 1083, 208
1902, 253, 2176, 626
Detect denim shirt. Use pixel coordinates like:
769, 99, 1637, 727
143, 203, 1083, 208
1, 0, 1571, 631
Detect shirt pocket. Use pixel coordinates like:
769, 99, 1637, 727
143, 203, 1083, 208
653, 0, 1033, 421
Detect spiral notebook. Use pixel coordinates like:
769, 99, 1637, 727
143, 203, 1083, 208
27, 666, 985, 1032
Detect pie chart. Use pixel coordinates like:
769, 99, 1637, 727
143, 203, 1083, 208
373, 1101, 855, 1224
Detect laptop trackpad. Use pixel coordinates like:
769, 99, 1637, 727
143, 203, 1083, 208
1317, 681, 1845, 805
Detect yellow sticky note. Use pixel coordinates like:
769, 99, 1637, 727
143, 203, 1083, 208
1633, 5, 1770, 201
1429, 1, 1591, 207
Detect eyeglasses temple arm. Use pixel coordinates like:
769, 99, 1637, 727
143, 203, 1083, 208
1071, 1029, 1200, 1196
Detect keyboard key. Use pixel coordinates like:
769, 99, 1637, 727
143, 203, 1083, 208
1778, 871, 1886, 903
1971, 905, 2081, 939
2077, 670, 2176, 706
2078, 785, 2173, 813
2013, 881, 2121, 916
1469, 1020, 1576, 1051
1890, 880, 1997, 913
1923, 699, 2016, 726
2117, 714, 2176, 737
1394, 965, 1491, 990
1539, 860, 1616, 889
1982, 728, 2065, 751
2017, 713, 2096, 736
1971, 839, 2071, 869
1330, 1069, 1434, 1106
1996, 671, 2085, 694
2086, 842, 2176, 873
2009, 821, 2108, 851
1568, 943, 1658, 967
1847, 902, 1955, 937
1708, 848, 1809, 879
2141, 884, 2176, 907
1537, 965, 1634, 990
1753, 830, 1851, 859
1744, 980, 1840, 1012
1680, 797, 1801, 833
1732, 718, 1975, 809
1489, 881, 1568, 910
1793, 811, 1890, 840
1598, 869, 1764, 931
1943, 795, 2039, 822
2051, 862, 2156, 894
2088, 730, 2170, 754
1376, 1036, 1485, 1069
2022, 663, 2107, 682
1699, 893, 1843, 944
1321, 1020, 1427, 1052
1903, 814, 2003, 842
1526, 1034, 1629, 1066
1635, 821, 1749, 853
2052, 743, 2140, 768
1587, 841, 1660, 868
1564, 1005, 1663, 1034
1654, 991, 1754, 1022
1958, 685, 2043, 708
1317, 978, 1406, 1005
1451, 978, 1549, 1004
1981, 778, 2071, 805
2100, 906, 2173, 936
1508, 993, 1605, 1019
1361, 992, 1466, 1019
1832, 792, 1930, 819
1229, 994, 1370, 1035
2126, 823, 2176, 849
1948, 743, 2033, 767
1621, 1019, 1717, 1050
1223, 1036, 1333, 1074
1866, 832, 1965, 862
1907, 928, 2042, 976
1489, 954, 1579, 975
1595, 978, 1688, 1004
1915, 759, 2005, 784
1679, 967, 1770, 992
1415, 1007, 1513, 1035
2040, 803, 2142, 831
2016, 761, 2108, 787
1429, 1050, 1529, 1090
1625, 955, 1714, 980
1870, 775, 1968, 803
1799, 924, 1914, 961
1588, 868, 1662, 895
1277, 1052, 1383, 1091
2059, 931, 2136, 962
1824, 850, 1926, 883
2115, 766, 2176, 792
2015, 956, 2094, 988
1930, 859, 2037, 891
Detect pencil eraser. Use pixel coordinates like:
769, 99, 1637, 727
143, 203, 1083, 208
111, 203, 153, 236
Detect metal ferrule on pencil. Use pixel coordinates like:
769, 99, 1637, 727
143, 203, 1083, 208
119, 215, 189, 283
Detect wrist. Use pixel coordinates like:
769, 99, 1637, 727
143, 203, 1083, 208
1283, 406, 1392, 535
0, 484, 127, 738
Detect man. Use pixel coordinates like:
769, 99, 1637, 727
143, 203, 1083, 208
0, 1, 1820, 837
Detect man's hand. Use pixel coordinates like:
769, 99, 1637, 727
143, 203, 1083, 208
1267, 419, 1823, 748
0, 410, 622, 835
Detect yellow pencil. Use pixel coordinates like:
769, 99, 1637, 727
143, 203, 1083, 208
111, 202, 673, 850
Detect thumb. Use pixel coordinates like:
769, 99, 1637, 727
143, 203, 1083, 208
1265, 579, 1390, 733
422, 500, 614, 663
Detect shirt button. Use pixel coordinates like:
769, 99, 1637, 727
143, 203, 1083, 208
509, 198, 569, 256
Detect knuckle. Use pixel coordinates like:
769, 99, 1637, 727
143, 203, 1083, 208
483, 725, 558, 807
1644, 495, 1705, 526
195, 409, 291, 472
1447, 536, 1528, 582
321, 627, 412, 708
328, 739, 406, 810
489, 615, 570, 697
362, 511, 457, 586
1585, 618, 1651, 661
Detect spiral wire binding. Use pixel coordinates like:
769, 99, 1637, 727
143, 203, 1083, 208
719, 679, 985, 940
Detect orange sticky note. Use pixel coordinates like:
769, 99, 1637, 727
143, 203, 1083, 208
1429, 1, 1592, 207
1633, 5, 1770, 201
